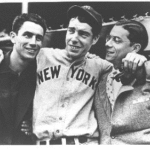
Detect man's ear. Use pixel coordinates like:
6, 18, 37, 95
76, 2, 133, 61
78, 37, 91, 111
92, 34, 100, 45
10, 31, 17, 44
132, 43, 141, 53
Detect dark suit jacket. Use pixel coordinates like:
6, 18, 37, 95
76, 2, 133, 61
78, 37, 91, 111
0, 51, 36, 145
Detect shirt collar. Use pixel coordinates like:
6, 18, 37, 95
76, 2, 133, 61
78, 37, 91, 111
0, 50, 14, 74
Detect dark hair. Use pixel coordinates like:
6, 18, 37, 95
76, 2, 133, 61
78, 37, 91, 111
12, 13, 47, 34
68, 14, 101, 38
116, 20, 148, 53
67, 5, 102, 38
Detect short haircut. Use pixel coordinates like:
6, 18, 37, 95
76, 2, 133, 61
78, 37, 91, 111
12, 13, 47, 34
67, 5, 102, 38
68, 15, 101, 38
116, 20, 148, 54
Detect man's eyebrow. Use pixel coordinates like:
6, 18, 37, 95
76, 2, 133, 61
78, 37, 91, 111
68, 27, 74, 29
23, 31, 43, 37
112, 35, 122, 39
23, 31, 32, 35
68, 27, 91, 35
79, 30, 91, 35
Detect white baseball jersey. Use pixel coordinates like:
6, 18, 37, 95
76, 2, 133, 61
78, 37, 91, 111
33, 48, 112, 140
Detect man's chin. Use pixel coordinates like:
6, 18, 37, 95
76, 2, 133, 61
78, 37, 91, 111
105, 56, 114, 63
67, 52, 78, 59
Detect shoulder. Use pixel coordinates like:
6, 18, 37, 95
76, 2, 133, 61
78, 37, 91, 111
37, 47, 65, 58
86, 54, 112, 73
38, 47, 60, 55
86, 53, 112, 65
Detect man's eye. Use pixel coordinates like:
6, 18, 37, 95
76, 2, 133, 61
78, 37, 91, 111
81, 33, 88, 37
24, 35, 29, 38
68, 28, 74, 33
114, 37, 122, 43
80, 32, 89, 38
36, 36, 43, 41
24, 34, 31, 38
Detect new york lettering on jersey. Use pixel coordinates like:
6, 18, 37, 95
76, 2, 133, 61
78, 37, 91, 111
37, 65, 97, 90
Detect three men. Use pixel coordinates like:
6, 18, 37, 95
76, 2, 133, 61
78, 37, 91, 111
0, 5, 147, 145
0, 13, 46, 144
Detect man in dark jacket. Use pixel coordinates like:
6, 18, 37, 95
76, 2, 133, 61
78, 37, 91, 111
0, 13, 46, 144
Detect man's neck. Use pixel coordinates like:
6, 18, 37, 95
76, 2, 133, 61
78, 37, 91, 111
9, 50, 30, 74
113, 63, 120, 70
66, 53, 86, 65
110, 58, 123, 70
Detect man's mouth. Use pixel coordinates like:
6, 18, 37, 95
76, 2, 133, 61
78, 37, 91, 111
106, 51, 114, 55
69, 45, 80, 50
25, 48, 37, 54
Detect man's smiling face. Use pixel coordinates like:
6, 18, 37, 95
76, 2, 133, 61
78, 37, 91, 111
65, 17, 97, 61
11, 21, 44, 61
105, 25, 133, 68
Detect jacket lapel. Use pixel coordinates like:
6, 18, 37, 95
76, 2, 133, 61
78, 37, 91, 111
0, 91, 13, 128
117, 85, 134, 97
0, 52, 14, 129
15, 61, 36, 129
94, 71, 112, 143
15, 80, 35, 128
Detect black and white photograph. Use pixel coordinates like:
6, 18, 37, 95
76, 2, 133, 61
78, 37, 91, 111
0, 0, 150, 147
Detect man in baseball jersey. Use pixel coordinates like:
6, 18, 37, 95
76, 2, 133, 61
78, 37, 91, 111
32, 6, 147, 145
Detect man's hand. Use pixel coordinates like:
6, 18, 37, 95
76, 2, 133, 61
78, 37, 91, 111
87, 52, 100, 59
122, 52, 147, 73
21, 120, 32, 136
144, 61, 150, 79
142, 61, 150, 94
0, 49, 4, 63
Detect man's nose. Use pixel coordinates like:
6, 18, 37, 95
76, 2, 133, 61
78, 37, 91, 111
105, 38, 113, 47
71, 32, 78, 43
29, 36, 36, 45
